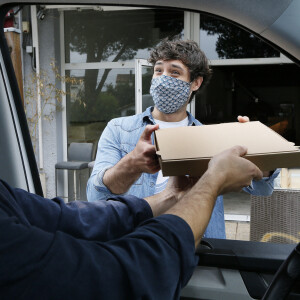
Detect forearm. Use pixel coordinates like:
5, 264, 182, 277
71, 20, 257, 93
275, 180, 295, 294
165, 170, 220, 247
144, 188, 178, 217
103, 153, 142, 194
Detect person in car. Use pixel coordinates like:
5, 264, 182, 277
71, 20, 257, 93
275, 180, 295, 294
87, 38, 279, 239
0, 146, 263, 299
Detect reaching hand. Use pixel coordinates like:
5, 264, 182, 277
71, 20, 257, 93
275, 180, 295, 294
207, 145, 263, 195
165, 176, 200, 202
237, 116, 272, 177
130, 124, 161, 174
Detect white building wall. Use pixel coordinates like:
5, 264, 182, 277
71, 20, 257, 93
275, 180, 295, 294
23, 9, 62, 198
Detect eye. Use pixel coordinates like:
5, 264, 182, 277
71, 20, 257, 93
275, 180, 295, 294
171, 70, 180, 75
154, 67, 162, 73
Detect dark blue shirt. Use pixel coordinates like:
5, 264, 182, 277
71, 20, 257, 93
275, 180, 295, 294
0, 180, 198, 299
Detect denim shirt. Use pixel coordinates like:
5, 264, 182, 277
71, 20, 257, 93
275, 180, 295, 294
87, 106, 279, 239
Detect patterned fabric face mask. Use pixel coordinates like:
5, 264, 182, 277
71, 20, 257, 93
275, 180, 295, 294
150, 75, 191, 114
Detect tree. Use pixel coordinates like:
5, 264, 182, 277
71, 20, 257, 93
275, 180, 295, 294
201, 15, 279, 59
65, 8, 183, 121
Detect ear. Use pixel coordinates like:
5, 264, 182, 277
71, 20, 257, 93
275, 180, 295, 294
191, 76, 203, 92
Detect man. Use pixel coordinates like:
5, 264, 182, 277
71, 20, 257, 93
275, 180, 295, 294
0, 146, 263, 299
87, 39, 279, 238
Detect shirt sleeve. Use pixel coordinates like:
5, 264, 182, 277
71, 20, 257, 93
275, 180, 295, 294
87, 119, 123, 201
1, 196, 198, 300
243, 168, 281, 196
5, 180, 153, 241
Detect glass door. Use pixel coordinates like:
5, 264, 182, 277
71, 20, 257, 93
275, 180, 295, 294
135, 59, 153, 114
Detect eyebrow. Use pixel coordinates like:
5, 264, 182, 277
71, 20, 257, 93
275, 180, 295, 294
154, 62, 185, 71
171, 64, 184, 71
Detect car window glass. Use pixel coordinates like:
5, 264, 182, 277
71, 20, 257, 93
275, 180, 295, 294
3, 4, 299, 245
200, 14, 280, 59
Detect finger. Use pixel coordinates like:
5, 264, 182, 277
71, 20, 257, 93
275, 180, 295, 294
237, 115, 250, 123
150, 165, 161, 173
144, 144, 157, 155
252, 166, 263, 181
229, 145, 248, 157
147, 158, 160, 168
140, 124, 159, 142
263, 171, 271, 177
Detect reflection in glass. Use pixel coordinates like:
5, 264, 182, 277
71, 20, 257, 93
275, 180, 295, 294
66, 69, 135, 145
195, 64, 300, 145
142, 66, 154, 111
64, 8, 184, 63
200, 14, 280, 59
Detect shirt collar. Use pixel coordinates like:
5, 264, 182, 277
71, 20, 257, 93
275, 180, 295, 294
142, 106, 155, 124
187, 111, 199, 126
142, 106, 199, 126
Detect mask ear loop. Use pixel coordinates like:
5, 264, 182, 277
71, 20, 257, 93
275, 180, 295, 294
188, 80, 196, 104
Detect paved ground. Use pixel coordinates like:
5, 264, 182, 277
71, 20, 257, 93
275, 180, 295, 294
225, 221, 250, 240
223, 191, 250, 215
223, 191, 250, 240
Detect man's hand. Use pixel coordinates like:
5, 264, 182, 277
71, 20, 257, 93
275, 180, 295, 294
144, 176, 200, 217
164, 176, 199, 202
237, 115, 250, 123
237, 115, 272, 177
130, 124, 160, 174
103, 124, 160, 195
207, 145, 263, 195
164, 145, 263, 247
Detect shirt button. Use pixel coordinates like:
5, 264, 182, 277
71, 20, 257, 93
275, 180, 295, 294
150, 182, 154, 187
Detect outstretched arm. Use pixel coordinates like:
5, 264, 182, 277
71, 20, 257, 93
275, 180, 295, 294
0, 146, 263, 299
4, 182, 150, 241
5, 176, 183, 242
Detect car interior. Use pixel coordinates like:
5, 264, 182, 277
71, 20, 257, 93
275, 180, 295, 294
0, 0, 299, 299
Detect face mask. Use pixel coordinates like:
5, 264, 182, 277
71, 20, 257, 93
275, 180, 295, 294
150, 75, 191, 114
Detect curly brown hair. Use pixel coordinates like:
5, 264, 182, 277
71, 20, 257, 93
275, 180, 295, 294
148, 38, 212, 98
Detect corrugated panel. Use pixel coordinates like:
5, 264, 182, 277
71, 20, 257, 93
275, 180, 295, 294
250, 190, 300, 244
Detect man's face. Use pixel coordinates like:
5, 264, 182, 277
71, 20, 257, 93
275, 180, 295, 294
152, 59, 203, 94
153, 60, 191, 82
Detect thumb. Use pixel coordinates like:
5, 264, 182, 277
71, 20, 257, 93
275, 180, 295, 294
253, 167, 263, 181
140, 124, 159, 142
231, 145, 248, 157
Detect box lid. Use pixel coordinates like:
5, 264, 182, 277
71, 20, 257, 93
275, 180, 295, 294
155, 121, 298, 160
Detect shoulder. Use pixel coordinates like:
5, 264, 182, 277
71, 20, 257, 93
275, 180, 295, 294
108, 112, 146, 132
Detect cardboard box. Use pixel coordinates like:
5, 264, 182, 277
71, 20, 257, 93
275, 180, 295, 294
154, 121, 300, 176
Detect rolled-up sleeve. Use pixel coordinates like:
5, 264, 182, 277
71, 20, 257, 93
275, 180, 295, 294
9, 182, 153, 241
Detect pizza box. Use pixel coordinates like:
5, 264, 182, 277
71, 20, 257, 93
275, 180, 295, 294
154, 121, 300, 176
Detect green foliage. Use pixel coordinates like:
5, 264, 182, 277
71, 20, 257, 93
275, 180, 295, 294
25, 61, 82, 151
64, 9, 183, 111
70, 91, 119, 122
201, 15, 279, 59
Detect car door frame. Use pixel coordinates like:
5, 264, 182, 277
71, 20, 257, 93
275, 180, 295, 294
0, 1, 299, 299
